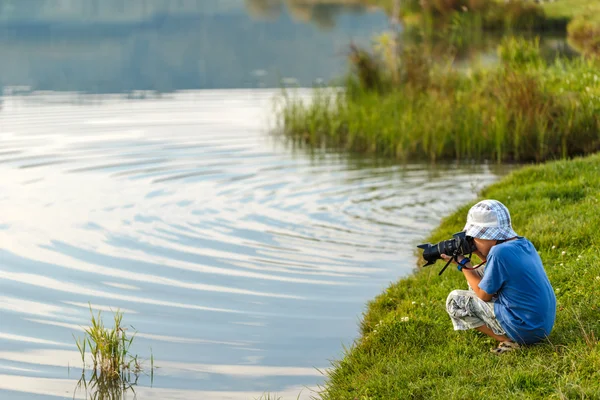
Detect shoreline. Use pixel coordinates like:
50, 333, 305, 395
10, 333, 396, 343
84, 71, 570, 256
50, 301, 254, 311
317, 153, 600, 398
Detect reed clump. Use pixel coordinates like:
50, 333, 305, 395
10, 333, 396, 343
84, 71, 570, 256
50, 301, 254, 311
278, 36, 600, 163
74, 307, 148, 381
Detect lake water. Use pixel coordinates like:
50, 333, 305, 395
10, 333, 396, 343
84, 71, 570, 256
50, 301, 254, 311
0, 2, 513, 399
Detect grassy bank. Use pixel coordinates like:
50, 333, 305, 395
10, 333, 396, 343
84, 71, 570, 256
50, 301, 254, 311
395, 0, 600, 57
317, 153, 600, 399
339, 0, 598, 26
405, 0, 600, 58
279, 38, 600, 162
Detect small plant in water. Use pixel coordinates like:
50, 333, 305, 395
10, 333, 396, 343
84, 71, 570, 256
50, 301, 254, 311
74, 306, 141, 379
73, 305, 154, 399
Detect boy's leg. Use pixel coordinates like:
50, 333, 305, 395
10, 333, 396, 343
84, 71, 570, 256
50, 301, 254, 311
458, 268, 512, 342
476, 324, 511, 342
446, 289, 508, 339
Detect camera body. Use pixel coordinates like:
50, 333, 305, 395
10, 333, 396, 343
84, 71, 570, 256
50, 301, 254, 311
418, 231, 477, 267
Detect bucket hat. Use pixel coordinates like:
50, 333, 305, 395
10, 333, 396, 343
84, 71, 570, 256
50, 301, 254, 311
463, 199, 518, 241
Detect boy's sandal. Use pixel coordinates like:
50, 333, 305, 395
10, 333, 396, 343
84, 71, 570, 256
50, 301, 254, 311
490, 341, 520, 355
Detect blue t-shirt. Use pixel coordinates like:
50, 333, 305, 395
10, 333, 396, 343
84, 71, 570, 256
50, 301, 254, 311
479, 237, 556, 344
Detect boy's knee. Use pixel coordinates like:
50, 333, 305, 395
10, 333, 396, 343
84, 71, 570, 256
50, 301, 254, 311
446, 290, 462, 312
446, 289, 462, 304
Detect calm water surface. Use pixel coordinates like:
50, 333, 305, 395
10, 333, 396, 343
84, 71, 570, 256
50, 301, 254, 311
0, 2, 516, 399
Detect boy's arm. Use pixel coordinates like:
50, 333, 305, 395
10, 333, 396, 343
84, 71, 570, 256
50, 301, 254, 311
462, 267, 493, 302
441, 254, 494, 302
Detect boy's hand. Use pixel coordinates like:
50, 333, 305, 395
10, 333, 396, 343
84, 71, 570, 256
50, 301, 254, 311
441, 254, 466, 265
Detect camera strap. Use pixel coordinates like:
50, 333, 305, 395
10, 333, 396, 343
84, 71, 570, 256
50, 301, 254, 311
439, 252, 486, 275
461, 260, 486, 270
438, 251, 460, 275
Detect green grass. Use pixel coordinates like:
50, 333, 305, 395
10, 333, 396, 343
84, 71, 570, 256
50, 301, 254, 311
542, 0, 600, 21
278, 37, 600, 162
314, 153, 600, 399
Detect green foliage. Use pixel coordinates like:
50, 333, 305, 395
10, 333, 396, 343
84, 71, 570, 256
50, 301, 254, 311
277, 37, 600, 163
316, 153, 600, 399
394, 0, 560, 33
498, 36, 544, 69
568, 15, 600, 57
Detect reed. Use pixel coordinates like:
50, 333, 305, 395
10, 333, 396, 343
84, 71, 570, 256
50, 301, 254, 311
73, 306, 146, 381
255, 391, 306, 400
255, 394, 283, 400
277, 37, 600, 163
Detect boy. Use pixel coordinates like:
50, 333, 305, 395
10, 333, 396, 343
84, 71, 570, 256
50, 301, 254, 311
441, 199, 556, 353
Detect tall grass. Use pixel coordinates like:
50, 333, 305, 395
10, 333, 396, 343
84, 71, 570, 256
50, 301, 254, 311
277, 37, 600, 162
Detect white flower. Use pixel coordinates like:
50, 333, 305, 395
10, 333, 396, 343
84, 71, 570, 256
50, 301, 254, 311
412, 301, 417, 305
560, 263, 564, 266
596, 276, 600, 281
401, 317, 409, 322
552, 245, 556, 249
562, 251, 566, 255
555, 288, 561, 292
421, 303, 425, 306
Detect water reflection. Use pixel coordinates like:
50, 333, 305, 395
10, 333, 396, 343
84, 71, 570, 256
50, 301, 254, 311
0, 0, 388, 92
74, 371, 140, 400
246, 0, 370, 29
0, 373, 311, 400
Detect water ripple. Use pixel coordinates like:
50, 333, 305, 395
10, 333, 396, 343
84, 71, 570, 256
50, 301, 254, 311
0, 89, 513, 399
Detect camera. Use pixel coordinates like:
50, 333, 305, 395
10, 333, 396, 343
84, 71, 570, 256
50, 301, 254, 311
417, 232, 477, 274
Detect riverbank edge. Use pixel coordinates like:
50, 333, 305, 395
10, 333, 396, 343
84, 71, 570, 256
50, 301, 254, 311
317, 153, 600, 399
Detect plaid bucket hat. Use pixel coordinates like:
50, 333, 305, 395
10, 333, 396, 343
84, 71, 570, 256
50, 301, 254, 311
463, 200, 518, 241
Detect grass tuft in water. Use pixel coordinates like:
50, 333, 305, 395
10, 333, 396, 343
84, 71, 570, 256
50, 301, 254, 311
73, 305, 153, 383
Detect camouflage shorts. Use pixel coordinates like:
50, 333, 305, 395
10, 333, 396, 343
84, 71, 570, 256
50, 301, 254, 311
446, 289, 507, 337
